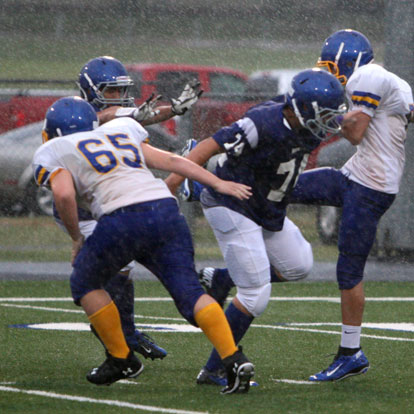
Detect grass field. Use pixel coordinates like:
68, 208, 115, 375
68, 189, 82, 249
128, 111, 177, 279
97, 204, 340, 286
1, 34, 319, 81
0, 206, 337, 263
1, 279, 413, 414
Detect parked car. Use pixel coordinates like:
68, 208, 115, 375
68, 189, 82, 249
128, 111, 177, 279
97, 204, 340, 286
0, 63, 268, 217
0, 63, 260, 140
247, 68, 304, 95
0, 121, 180, 216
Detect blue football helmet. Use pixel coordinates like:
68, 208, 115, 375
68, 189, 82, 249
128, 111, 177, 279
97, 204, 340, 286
317, 29, 374, 85
42, 96, 99, 143
78, 56, 134, 109
286, 68, 346, 140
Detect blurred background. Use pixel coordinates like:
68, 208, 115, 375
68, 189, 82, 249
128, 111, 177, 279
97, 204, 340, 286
1, 0, 386, 78
1, 0, 414, 270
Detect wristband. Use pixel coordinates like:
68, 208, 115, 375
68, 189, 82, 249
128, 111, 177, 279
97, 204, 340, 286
115, 107, 136, 118
335, 115, 344, 125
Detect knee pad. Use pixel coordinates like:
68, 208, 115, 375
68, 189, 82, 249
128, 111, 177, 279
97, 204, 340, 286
276, 242, 313, 282
337, 253, 365, 289
174, 293, 203, 326
337, 270, 364, 290
168, 282, 205, 326
104, 273, 133, 304
70, 267, 99, 306
236, 283, 271, 317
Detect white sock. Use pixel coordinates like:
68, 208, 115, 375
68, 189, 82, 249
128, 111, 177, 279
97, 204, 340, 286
340, 324, 361, 349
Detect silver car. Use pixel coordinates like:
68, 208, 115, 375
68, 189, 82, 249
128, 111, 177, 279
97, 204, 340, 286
0, 121, 182, 216
0, 121, 51, 215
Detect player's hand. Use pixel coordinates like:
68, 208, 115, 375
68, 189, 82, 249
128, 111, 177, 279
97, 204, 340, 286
171, 80, 203, 115
212, 180, 252, 201
133, 93, 162, 122
71, 235, 85, 265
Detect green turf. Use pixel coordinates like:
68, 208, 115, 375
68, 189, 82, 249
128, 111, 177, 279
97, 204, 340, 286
0, 206, 338, 262
0, 35, 318, 81
1, 280, 413, 414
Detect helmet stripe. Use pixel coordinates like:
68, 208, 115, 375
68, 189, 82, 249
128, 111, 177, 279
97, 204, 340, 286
335, 42, 345, 65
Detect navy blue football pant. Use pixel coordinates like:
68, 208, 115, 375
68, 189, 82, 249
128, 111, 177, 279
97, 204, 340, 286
71, 198, 206, 326
104, 274, 136, 339
289, 168, 395, 289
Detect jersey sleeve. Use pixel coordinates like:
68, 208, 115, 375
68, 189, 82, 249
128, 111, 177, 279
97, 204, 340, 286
122, 117, 149, 146
346, 69, 384, 117
387, 78, 414, 116
347, 65, 414, 118
212, 117, 259, 158
32, 144, 65, 188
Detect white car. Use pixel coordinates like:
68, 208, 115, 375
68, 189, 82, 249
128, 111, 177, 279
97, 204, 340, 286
0, 121, 180, 216
247, 68, 304, 97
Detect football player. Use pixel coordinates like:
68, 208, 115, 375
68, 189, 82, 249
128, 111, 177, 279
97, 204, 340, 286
52, 56, 202, 361
165, 68, 349, 386
289, 29, 414, 382
189, 30, 414, 384
33, 96, 255, 391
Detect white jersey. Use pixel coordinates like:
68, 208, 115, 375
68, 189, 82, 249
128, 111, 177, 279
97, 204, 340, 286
341, 63, 413, 194
32, 117, 174, 219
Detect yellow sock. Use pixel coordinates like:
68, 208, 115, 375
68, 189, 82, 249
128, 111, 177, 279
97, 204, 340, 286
89, 301, 130, 359
194, 302, 238, 359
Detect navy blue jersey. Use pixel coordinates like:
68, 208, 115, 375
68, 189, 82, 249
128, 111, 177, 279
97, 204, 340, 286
204, 100, 320, 231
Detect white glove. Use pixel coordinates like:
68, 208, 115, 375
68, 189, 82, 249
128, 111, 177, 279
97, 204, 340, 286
133, 93, 162, 121
115, 93, 162, 122
171, 80, 203, 115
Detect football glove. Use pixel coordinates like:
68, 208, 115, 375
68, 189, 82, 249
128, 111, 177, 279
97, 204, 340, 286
134, 93, 162, 121
115, 93, 162, 122
171, 80, 203, 115
179, 178, 204, 202
180, 138, 198, 157
177, 139, 204, 202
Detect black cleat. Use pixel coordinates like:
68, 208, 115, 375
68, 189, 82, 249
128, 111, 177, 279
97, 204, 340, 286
198, 267, 228, 308
221, 347, 255, 394
86, 351, 144, 386
90, 324, 167, 360
131, 331, 167, 360
196, 367, 227, 386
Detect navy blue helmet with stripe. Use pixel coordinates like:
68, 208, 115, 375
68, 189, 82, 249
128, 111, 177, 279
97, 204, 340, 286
317, 29, 374, 86
42, 96, 98, 143
78, 56, 135, 109
286, 68, 346, 141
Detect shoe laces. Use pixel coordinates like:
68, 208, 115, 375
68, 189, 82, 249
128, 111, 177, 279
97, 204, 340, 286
199, 267, 215, 288
137, 332, 156, 345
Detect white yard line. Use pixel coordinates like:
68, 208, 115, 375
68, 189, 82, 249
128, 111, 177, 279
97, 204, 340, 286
0, 386, 208, 414
2, 303, 84, 313
2, 296, 414, 302
3, 298, 414, 342
272, 379, 317, 385
0, 297, 173, 302
1, 303, 186, 321
269, 297, 414, 302
250, 323, 414, 342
